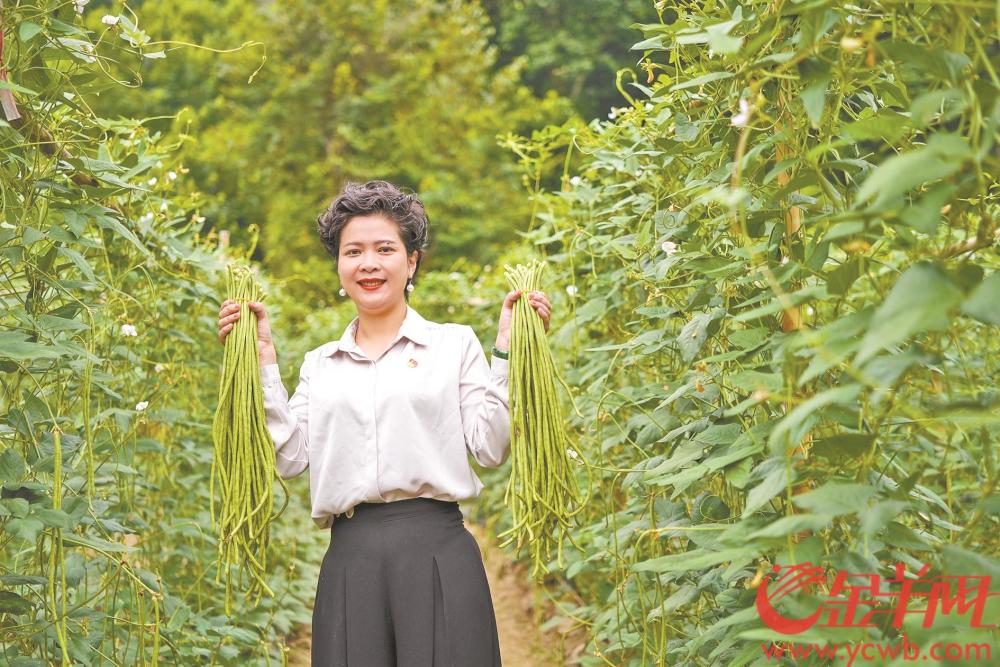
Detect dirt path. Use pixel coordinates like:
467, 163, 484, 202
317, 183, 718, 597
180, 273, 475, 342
466, 519, 567, 666
286, 514, 579, 666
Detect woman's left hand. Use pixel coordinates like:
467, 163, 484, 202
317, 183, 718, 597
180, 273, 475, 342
496, 290, 551, 351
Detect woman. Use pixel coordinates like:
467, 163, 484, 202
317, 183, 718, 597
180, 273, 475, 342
216, 180, 552, 667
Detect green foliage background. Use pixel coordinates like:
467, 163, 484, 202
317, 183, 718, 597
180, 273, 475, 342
1, 0, 998, 665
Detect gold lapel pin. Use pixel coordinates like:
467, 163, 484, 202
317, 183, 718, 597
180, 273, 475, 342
407, 358, 418, 368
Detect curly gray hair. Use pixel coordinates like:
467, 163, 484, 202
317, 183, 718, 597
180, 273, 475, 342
316, 180, 430, 301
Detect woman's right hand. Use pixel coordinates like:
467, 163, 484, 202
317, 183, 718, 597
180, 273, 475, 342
218, 300, 278, 364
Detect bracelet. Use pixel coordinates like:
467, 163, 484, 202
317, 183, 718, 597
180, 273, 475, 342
491, 346, 509, 360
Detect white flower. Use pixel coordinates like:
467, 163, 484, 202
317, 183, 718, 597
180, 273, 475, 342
448, 272, 462, 281
840, 36, 864, 53
167, 170, 177, 181
644, 102, 654, 110
101, 15, 120, 26
635, 169, 644, 178
661, 241, 678, 255
730, 98, 752, 128
147, 177, 157, 186
608, 106, 623, 120
120, 324, 138, 337
780, 256, 790, 265
135, 401, 149, 412
140, 213, 153, 224
570, 176, 581, 186
565, 285, 578, 297
566, 448, 579, 460
160, 201, 168, 212
74, 0, 89, 14
154, 363, 165, 373
805, 306, 815, 316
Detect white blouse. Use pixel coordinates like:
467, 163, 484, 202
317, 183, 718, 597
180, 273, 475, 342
260, 305, 511, 528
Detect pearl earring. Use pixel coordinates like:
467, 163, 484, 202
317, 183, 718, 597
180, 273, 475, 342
406, 278, 414, 293
339, 287, 347, 297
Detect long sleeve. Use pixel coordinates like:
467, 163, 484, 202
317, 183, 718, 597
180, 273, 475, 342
458, 326, 511, 468
261, 351, 313, 479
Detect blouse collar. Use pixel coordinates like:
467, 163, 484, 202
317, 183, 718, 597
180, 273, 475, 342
329, 304, 432, 356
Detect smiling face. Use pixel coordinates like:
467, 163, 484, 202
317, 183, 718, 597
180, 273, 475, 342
337, 214, 419, 314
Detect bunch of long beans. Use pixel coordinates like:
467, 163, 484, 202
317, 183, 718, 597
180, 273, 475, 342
211, 264, 287, 614
499, 259, 590, 578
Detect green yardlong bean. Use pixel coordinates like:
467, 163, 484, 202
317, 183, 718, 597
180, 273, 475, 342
499, 260, 589, 578
211, 264, 288, 614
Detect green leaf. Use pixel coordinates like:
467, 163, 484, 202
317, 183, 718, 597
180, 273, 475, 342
856, 263, 963, 363
825, 257, 862, 295
0, 498, 29, 519
677, 311, 718, 363
0, 449, 26, 481
658, 464, 710, 499
860, 500, 908, 537
212, 624, 260, 644
734, 285, 825, 322
57, 247, 97, 282
631, 35, 667, 51
812, 433, 874, 460
792, 483, 876, 516
632, 547, 757, 573
0, 591, 34, 615
910, 89, 967, 128
799, 60, 831, 127
884, 523, 934, 550
0, 575, 47, 586
669, 71, 733, 92
0, 332, 72, 361
742, 463, 788, 517
856, 133, 969, 208
0, 80, 39, 97
704, 442, 761, 471
707, 32, 742, 55
36, 314, 90, 334
769, 385, 862, 455
5, 517, 44, 543
941, 545, 1000, 579
728, 370, 783, 394
32, 508, 76, 530
900, 182, 954, 233
22, 226, 46, 246
747, 514, 832, 539
61, 533, 137, 554
673, 113, 699, 142
841, 112, 910, 143
797, 310, 870, 384
692, 423, 741, 446
18, 22, 44, 42
961, 273, 1000, 326
88, 209, 150, 257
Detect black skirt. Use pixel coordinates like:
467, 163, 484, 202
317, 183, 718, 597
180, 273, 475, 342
311, 497, 503, 667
